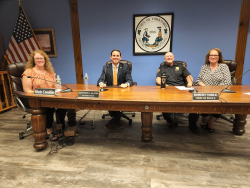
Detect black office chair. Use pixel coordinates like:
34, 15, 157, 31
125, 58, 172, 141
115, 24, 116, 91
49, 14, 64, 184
219, 60, 237, 123
101, 60, 137, 124
156, 61, 188, 121
7, 62, 32, 139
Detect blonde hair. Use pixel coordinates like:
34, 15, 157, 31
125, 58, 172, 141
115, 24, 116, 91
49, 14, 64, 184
205, 48, 225, 65
25, 50, 54, 72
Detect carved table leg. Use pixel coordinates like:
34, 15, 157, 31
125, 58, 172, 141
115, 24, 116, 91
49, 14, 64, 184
31, 108, 47, 150
233, 114, 247, 135
141, 112, 153, 141
67, 109, 77, 126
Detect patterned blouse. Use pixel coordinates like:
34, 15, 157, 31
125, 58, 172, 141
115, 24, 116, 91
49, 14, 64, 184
22, 68, 56, 90
196, 63, 231, 86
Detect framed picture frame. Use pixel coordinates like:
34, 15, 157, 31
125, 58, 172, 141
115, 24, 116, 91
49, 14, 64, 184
33, 28, 57, 57
133, 13, 174, 55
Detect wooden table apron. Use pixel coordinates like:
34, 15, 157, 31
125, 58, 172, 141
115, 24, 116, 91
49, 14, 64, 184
25, 84, 250, 150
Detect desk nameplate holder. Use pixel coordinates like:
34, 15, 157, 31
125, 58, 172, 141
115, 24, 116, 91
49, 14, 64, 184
78, 91, 99, 98
193, 93, 219, 101
34, 88, 55, 95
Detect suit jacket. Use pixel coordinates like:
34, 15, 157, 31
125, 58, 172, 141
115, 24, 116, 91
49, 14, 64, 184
97, 62, 133, 86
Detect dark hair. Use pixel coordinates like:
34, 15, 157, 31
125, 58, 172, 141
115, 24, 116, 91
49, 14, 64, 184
111, 49, 121, 56
205, 48, 225, 65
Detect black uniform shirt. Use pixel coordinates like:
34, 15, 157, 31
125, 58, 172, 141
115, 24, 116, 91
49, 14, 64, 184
156, 62, 191, 86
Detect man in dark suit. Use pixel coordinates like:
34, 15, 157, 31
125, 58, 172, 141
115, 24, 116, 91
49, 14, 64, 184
97, 49, 133, 130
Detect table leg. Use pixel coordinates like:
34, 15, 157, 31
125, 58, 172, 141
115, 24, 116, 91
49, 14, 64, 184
31, 108, 47, 150
233, 114, 247, 135
67, 109, 77, 126
141, 112, 153, 141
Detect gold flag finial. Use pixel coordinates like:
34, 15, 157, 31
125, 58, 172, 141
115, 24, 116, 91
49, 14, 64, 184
18, 0, 22, 6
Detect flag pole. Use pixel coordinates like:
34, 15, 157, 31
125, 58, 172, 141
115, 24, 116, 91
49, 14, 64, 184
18, 0, 21, 6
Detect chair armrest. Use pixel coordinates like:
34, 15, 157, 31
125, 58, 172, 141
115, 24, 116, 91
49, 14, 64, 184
132, 82, 137, 86
13, 91, 25, 97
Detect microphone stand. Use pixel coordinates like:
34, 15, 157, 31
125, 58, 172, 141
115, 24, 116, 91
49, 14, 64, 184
27, 76, 72, 92
187, 74, 198, 93
100, 85, 108, 92
181, 64, 198, 93
221, 68, 250, 93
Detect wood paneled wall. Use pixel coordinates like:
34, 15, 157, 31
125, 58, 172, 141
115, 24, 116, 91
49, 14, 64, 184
235, 0, 250, 84
69, 0, 83, 84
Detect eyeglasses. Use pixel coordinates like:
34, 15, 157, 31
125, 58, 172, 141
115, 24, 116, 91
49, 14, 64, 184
35, 58, 44, 61
209, 55, 219, 57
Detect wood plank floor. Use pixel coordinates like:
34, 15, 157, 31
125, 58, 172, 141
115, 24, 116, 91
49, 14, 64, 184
0, 108, 249, 188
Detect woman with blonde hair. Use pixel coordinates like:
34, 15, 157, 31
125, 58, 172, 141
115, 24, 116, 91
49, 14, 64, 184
22, 50, 66, 141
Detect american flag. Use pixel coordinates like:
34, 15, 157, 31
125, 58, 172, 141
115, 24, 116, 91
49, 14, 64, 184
5, 5, 41, 64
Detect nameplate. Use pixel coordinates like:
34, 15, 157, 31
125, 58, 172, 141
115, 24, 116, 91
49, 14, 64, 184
78, 91, 99, 98
34, 88, 55, 95
193, 93, 219, 100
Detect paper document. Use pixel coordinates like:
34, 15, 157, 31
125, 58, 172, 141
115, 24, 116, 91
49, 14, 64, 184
243, 92, 250, 95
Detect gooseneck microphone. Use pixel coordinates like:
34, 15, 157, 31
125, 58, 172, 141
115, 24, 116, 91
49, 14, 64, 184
221, 68, 250, 93
187, 74, 198, 93
182, 65, 198, 93
100, 65, 108, 92
26, 75, 72, 93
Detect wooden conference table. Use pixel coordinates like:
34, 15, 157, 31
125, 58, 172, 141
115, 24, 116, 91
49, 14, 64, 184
25, 84, 250, 150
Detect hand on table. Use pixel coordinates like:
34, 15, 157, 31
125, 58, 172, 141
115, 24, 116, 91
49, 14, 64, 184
100, 83, 107, 88
120, 83, 128, 88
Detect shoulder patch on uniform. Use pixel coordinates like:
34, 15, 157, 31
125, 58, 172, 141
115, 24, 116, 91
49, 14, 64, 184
157, 69, 160, 73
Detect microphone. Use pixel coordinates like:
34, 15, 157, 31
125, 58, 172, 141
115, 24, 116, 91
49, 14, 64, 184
221, 68, 250, 93
187, 74, 198, 93
100, 65, 108, 92
26, 75, 72, 93
182, 64, 198, 93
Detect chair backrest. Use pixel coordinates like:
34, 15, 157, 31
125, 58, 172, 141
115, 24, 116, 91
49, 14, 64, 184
157, 61, 187, 86
224, 60, 237, 85
106, 60, 137, 85
106, 60, 132, 73
159, 61, 187, 68
7, 62, 26, 92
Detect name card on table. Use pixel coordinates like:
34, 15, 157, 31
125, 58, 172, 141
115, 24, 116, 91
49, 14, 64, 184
78, 91, 99, 98
34, 88, 55, 95
193, 93, 219, 101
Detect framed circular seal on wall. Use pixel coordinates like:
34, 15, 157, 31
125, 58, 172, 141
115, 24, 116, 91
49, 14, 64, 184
133, 13, 174, 55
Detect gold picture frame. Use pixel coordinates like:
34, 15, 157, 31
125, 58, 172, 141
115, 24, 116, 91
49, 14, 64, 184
33, 28, 57, 57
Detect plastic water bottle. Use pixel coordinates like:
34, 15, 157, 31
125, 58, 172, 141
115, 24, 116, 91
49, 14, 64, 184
84, 73, 88, 85
56, 75, 62, 89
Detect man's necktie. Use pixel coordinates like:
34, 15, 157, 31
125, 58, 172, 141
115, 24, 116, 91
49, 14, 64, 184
113, 66, 117, 86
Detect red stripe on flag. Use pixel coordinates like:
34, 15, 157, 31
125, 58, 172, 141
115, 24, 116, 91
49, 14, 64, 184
22, 40, 31, 55
17, 43, 29, 61
6, 49, 15, 63
10, 39, 22, 62
31, 38, 40, 50
28, 38, 36, 51
33, 37, 41, 49
6, 46, 17, 63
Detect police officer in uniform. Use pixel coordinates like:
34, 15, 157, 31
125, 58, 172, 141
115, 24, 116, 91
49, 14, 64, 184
156, 52, 199, 133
